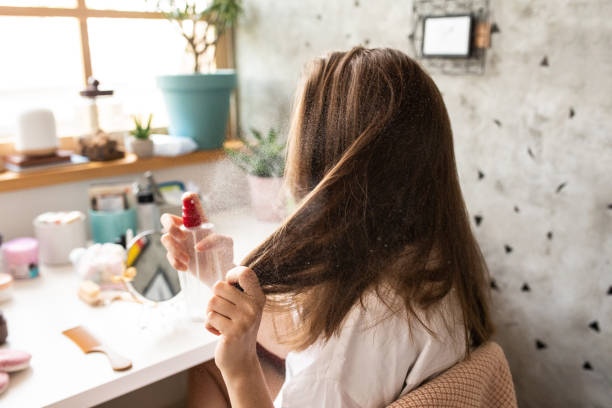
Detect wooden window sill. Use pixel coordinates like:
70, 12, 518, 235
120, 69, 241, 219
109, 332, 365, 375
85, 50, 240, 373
0, 140, 240, 193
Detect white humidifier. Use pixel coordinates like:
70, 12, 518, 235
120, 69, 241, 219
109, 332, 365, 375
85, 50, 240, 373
14, 109, 59, 156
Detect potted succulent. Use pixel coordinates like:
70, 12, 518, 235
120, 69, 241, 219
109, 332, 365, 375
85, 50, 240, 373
154, 0, 241, 150
225, 128, 286, 222
126, 114, 154, 158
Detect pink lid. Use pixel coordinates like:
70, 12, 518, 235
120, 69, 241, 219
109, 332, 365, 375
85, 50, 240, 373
2, 237, 38, 265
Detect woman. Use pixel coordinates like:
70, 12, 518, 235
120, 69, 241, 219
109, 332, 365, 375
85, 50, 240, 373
161, 47, 493, 407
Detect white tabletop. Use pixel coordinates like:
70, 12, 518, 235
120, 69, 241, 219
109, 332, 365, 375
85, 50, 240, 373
0, 208, 280, 408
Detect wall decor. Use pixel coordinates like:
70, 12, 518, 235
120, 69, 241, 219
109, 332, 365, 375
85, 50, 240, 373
422, 14, 473, 57
410, 0, 493, 75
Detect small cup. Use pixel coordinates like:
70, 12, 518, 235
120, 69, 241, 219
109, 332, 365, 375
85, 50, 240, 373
89, 208, 137, 244
34, 211, 87, 265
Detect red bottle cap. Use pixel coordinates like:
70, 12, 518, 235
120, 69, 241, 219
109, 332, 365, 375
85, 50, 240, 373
182, 192, 208, 228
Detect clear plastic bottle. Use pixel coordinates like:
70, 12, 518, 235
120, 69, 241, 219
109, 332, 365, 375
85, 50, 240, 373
179, 193, 224, 321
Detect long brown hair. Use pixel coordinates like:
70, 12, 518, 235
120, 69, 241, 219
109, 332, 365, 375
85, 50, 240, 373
242, 47, 493, 351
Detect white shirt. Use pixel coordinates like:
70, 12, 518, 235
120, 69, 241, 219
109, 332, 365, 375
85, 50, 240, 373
273, 290, 466, 408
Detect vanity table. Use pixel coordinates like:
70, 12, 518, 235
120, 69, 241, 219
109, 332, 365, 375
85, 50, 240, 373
0, 208, 279, 408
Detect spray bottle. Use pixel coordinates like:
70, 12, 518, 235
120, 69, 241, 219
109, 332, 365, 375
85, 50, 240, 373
179, 192, 224, 320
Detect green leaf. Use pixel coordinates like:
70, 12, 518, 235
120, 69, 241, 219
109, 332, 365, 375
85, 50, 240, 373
250, 127, 263, 142
224, 126, 286, 177
130, 113, 153, 139
267, 128, 277, 143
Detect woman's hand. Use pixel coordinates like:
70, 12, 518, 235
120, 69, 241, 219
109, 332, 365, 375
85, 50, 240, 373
160, 214, 189, 271
206, 266, 273, 408
206, 266, 266, 377
160, 213, 236, 281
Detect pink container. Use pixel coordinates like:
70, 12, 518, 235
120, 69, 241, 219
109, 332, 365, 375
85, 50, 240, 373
2, 238, 39, 279
246, 175, 285, 222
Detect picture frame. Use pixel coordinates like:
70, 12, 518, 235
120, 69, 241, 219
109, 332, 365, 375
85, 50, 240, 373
421, 14, 473, 58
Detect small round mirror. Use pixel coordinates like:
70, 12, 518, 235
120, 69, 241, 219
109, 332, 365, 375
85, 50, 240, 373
126, 230, 180, 303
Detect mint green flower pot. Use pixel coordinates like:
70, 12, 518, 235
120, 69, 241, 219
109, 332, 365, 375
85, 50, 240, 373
157, 70, 236, 150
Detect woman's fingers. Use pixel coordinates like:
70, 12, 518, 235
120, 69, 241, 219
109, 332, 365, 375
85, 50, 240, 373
212, 280, 243, 305
206, 311, 231, 334
168, 223, 187, 241
208, 267, 265, 375
161, 234, 189, 263
160, 213, 190, 272
205, 324, 220, 336
207, 294, 236, 319
160, 213, 182, 230
227, 266, 265, 304
160, 213, 187, 240
166, 251, 187, 271
195, 234, 232, 252
208, 267, 265, 337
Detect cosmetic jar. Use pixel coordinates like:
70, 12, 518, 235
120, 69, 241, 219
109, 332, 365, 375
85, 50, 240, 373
1, 238, 39, 279
34, 211, 86, 265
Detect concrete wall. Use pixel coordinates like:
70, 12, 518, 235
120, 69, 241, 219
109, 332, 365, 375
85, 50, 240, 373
235, 1, 612, 406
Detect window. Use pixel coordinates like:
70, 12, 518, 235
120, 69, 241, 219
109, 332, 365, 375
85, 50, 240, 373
0, 1, 216, 141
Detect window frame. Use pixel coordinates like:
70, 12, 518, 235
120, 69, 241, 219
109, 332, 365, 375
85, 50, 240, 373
0, 1, 172, 86
0, 1, 235, 154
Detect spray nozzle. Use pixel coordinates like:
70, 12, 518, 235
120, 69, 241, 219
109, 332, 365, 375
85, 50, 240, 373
182, 192, 208, 228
